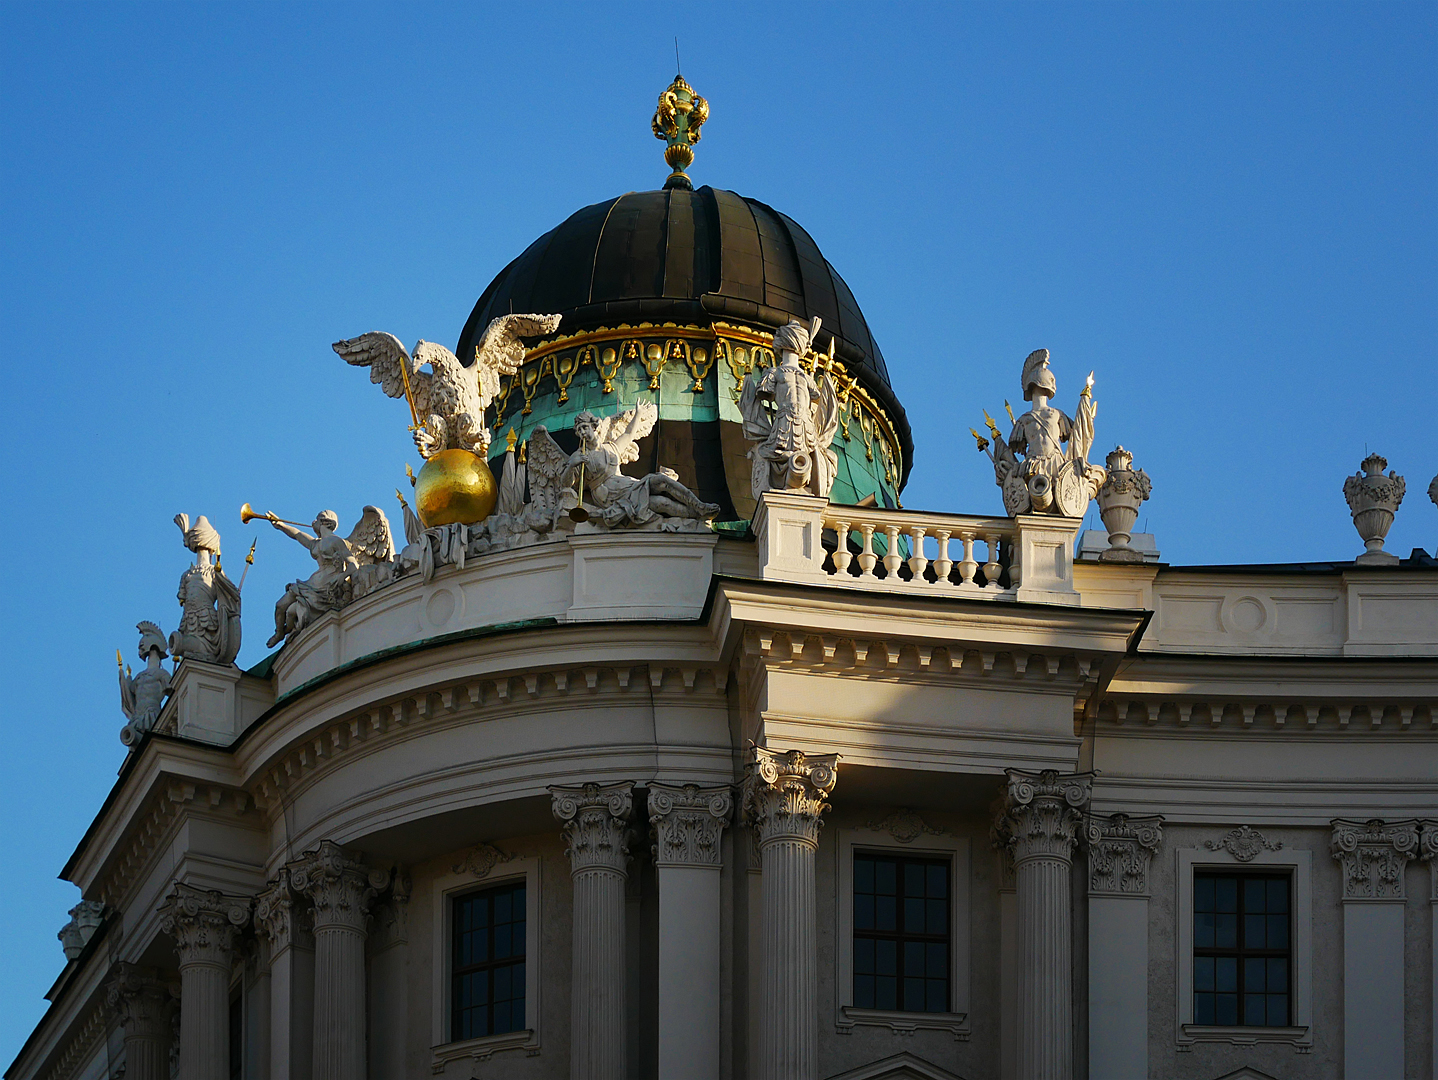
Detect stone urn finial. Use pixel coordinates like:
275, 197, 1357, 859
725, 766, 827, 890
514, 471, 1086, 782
1095, 446, 1152, 562
1343, 453, 1405, 565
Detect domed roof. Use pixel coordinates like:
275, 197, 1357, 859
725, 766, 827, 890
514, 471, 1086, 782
457, 186, 910, 478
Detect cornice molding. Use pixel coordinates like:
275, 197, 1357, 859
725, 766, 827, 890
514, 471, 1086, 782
1096, 695, 1435, 733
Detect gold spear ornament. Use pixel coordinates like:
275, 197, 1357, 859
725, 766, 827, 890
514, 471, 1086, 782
1003, 400, 1016, 425
970, 427, 990, 453
237, 538, 257, 592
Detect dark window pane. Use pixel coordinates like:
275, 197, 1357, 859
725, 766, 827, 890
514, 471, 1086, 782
1215, 914, 1237, 949
876, 976, 896, 1010
876, 939, 896, 975
855, 938, 875, 974
855, 895, 875, 930
1268, 914, 1288, 949
1244, 878, 1266, 913
927, 899, 947, 934
1194, 993, 1214, 1025
1194, 957, 1214, 992
927, 865, 946, 897
495, 892, 511, 923
926, 980, 946, 1013
855, 857, 874, 893
1244, 958, 1266, 993
452, 882, 528, 1043
494, 1000, 510, 1034
904, 941, 924, 978
903, 977, 925, 1011
1245, 914, 1266, 949
495, 965, 510, 1000
876, 896, 897, 931
1216, 957, 1237, 993
904, 898, 924, 931
1268, 994, 1288, 1026
1195, 877, 1214, 911
1195, 913, 1214, 948
1267, 958, 1287, 993
927, 943, 947, 978
1267, 878, 1288, 911
876, 861, 896, 894
905, 863, 924, 896
855, 974, 874, 1008
1215, 878, 1238, 913
1216, 993, 1238, 1025
1244, 995, 1266, 1026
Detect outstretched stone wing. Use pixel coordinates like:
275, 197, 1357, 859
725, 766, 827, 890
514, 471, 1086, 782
346, 506, 396, 566
471, 313, 563, 410
334, 332, 432, 418
596, 400, 658, 465
525, 426, 574, 516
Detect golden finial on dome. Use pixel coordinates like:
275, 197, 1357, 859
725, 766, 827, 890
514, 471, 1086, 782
652, 72, 708, 190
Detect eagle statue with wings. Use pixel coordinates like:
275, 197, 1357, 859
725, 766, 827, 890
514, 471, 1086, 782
333, 313, 562, 458
525, 401, 720, 530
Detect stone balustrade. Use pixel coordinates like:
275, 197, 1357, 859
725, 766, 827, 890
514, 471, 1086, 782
753, 491, 1084, 606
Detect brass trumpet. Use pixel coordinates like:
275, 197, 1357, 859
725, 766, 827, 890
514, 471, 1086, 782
240, 503, 308, 528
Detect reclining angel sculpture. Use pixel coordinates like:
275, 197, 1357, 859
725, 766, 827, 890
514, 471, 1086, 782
263, 507, 395, 647
526, 402, 720, 530
334, 313, 562, 458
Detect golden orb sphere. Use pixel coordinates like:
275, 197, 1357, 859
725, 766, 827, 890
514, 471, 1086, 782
415, 449, 498, 527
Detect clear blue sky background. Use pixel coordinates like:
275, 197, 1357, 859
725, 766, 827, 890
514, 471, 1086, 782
1, 0, 1433, 1060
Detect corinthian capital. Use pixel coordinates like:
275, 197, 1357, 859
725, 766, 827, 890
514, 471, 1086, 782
254, 868, 312, 954
289, 841, 390, 934
551, 781, 634, 875
106, 962, 176, 1037
1331, 818, 1420, 900
992, 769, 1092, 865
159, 883, 250, 968
1085, 813, 1163, 895
648, 783, 733, 868
741, 746, 839, 849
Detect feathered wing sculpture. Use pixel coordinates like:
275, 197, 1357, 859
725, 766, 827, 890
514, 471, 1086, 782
472, 313, 563, 406
525, 426, 576, 520
345, 506, 395, 566
333, 333, 433, 420
595, 400, 658, 463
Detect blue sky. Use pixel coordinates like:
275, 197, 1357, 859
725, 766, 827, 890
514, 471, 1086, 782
1, 0, 1433, 1060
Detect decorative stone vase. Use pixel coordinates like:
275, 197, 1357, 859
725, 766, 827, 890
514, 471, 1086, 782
1343, 453, 1405, 565
1096, 446, 1151, 562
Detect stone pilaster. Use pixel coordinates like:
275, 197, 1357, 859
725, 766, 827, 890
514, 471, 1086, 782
1332, 818, 1419, 1079
290, 842, 388, 1080
1422, 823, 1438, 1080
552, 782, 634, 1080
649, 783, 733, 1080
159, 883, 250, 1080
993, 769, 1091, 1080
1084, 813, 1161, 1080
255, 868, 314, 1080
107, 963, 176, 1080
741, 747, 839, 1080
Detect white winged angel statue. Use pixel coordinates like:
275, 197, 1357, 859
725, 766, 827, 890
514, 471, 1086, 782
334, 313, 562, 458
263, 507, 396, 647
526, 402, 720, 530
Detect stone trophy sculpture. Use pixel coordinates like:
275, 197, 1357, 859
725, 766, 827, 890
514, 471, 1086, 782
1344, 453, 1405, 565
527, 401, 720, 530
739, 317, 840, 500
118, 621, 172, 745
974, 349, 1107, 518
169, 514, 242, 664
334, 313, 562, 527
259, 506, 395, 647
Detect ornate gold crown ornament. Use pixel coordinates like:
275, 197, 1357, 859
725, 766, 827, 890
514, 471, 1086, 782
653, 75, 708, 190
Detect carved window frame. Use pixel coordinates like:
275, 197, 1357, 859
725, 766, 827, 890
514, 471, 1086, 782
835, 827, 971, 1039
430, 856, 542, 1067
1175, 846, 1312, 1051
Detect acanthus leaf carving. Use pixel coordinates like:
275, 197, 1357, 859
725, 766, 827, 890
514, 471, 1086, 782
741, 746, 839, 850
551, 781, 634, 876
288, 840, 389, 934
1330, 818, 1420, 900
648, 783, 733, 867
1084, 813, 1163, 895
158, 882, 251, 968
451, 841, 515, 880
991, 769, 1092, 865
866, 808, 947, 845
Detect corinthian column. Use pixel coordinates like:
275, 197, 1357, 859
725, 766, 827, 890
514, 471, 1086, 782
993, 769, 1091, 1080
551, 782, 634, 1080
106, 963, 176, 1080
741, 747, 839, 1080
649, 782, 733, 1080
290, 842, 389, 1080
255, 868, 314, 1080
160, 883, 250, 1080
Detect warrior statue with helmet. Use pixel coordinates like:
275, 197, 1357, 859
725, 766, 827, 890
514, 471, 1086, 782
739, 317, 841, 500
169, 513, 242, 665
118, 621, 172, 745
975, 349, 1107, 518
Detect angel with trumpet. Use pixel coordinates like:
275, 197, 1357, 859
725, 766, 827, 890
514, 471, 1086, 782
526, 401, 720, 530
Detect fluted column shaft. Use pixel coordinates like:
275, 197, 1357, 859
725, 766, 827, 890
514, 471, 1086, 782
256, 868, 314, 1080
552, 782, 634, 1080
107, 963, 176, 1080
160, 884, 250, 1080
741, 747, 839, 1080
993, 769, 1091, 1080
649, 782, 733, 1080
290, 841, 388, 1080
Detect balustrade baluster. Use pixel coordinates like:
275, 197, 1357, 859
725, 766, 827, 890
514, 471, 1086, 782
832, 520, 852, 574
883, 525, 903, 576
959, 532, 978, 587
983, 533, 1002, 589
933, 530, 952, 584
907, 527, 928, 580
858, 523, 878, 576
